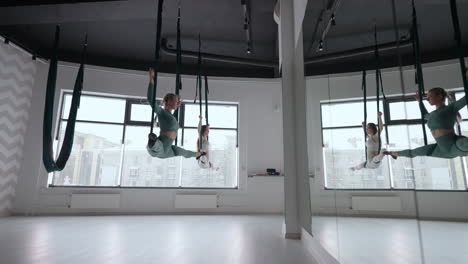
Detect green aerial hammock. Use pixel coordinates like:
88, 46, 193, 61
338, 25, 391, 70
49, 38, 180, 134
198, 62, 211, 169
173, 6, 183, 146
373, 26, 389, 152
147, 0, 184, 148
411, 0, 429, 146
194, 34, 203, 150
147, 0, 164, 149
192, 35, 212, 169
351, 29, 388, 171
42, 25, 87, 173
204, 72, 209, 127
449, 0, 468, 109
361, 69, 368, 164
146, 0, 199, 159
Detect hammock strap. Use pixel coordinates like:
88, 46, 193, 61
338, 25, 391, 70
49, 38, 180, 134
42, 26, 87, 172
149, 0, 164, 134
412, 0, 428, 145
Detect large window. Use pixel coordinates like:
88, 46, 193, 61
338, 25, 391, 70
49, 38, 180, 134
321, 91, 468, 190
50, 92, 239, 189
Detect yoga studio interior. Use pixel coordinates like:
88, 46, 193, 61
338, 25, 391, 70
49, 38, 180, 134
1, 0, 468, 263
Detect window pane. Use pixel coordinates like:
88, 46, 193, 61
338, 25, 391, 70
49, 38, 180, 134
62, 94, 125, 123
184, 104, 237, 128
321, 101, 384, 128
130, 103, 153, 122
53, 122, 123, 186
323, 127, 391, 189
457, 121, 468, 188
180, 128, 238, 188
120, 126, 183, 187
365, 101, 385, 125
388, 125, 466, 190
389, 100, 434, 121
455, 92, 468, 119
55, 92, 240, 189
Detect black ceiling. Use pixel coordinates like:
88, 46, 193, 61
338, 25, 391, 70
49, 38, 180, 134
0, 0, 467, 78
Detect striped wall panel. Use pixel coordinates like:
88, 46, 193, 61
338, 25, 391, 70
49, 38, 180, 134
0, 42, 36, 216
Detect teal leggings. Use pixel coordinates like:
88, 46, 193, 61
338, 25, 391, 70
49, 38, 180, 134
146, 135, 197, 159
398, 133, 468, 159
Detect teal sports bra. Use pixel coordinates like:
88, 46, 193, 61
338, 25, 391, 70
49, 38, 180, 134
420, 96, 466, 130
147, 83, 179, 132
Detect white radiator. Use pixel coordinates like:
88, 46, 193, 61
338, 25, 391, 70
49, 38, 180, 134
351, 196, 401, 212
70, 194, 120, 209
174, 194, 217, 209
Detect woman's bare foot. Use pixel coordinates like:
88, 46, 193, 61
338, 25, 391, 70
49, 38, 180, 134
383, 151, 398, 160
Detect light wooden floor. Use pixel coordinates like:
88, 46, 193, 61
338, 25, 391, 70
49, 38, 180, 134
312, 216, 468, 264
0, 215, 318, 264
4, 214, 466, 264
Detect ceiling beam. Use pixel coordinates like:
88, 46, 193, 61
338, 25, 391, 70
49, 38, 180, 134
161, 39, 277, 68
0, 0, 126, 7
305, 38, 413, 65
0, 0, 157, 25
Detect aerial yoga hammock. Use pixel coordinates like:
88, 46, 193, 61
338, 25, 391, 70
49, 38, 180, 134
384, 0, 468, 160
42, 25, 87, 173
351, 28, 387, 171
194, 36, 216, 169
146, 0, 204, 159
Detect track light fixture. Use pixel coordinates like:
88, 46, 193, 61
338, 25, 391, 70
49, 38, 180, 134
241, 0, 252, 55
316, 0, 342, 53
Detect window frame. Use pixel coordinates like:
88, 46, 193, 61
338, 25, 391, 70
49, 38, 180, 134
49, 91, 239, 190
320, 91, 468, 192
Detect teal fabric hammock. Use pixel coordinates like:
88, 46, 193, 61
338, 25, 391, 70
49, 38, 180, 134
42, 25, 87, 173
449, 0, 468, 109
193, 34, 210, 151
411, 0, 429, 146
192, 34, 212, 168
148, 0, 185, 147
147, 0, 164, 148
204, 72, 209, 126
173, 6, 182, 146
194, 34, 204, 151
373, 26, 389, 152
361, 69, 368, 164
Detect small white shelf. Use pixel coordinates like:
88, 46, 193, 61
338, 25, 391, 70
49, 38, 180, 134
248, 174, 284, 177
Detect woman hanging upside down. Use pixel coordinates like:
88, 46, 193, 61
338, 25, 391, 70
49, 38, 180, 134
384, 87, 467, 159
351, 112, 386, 171
146, 68, 205, 159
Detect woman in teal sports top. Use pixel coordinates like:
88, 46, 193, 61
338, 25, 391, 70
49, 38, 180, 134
384, 87, 468, 159
146, 68, 204, 159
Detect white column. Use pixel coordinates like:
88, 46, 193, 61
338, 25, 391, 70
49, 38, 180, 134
279, 0, 311, 238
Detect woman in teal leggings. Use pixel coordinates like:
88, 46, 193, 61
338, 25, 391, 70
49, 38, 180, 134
384, 87, 468, 159
146, 68, 204, 159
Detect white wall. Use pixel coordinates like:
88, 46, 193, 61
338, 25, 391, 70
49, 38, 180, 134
13, 62, 285, 215
13, 51, 468, 219
0, 41, 36, 216
307, 59, 468, 220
